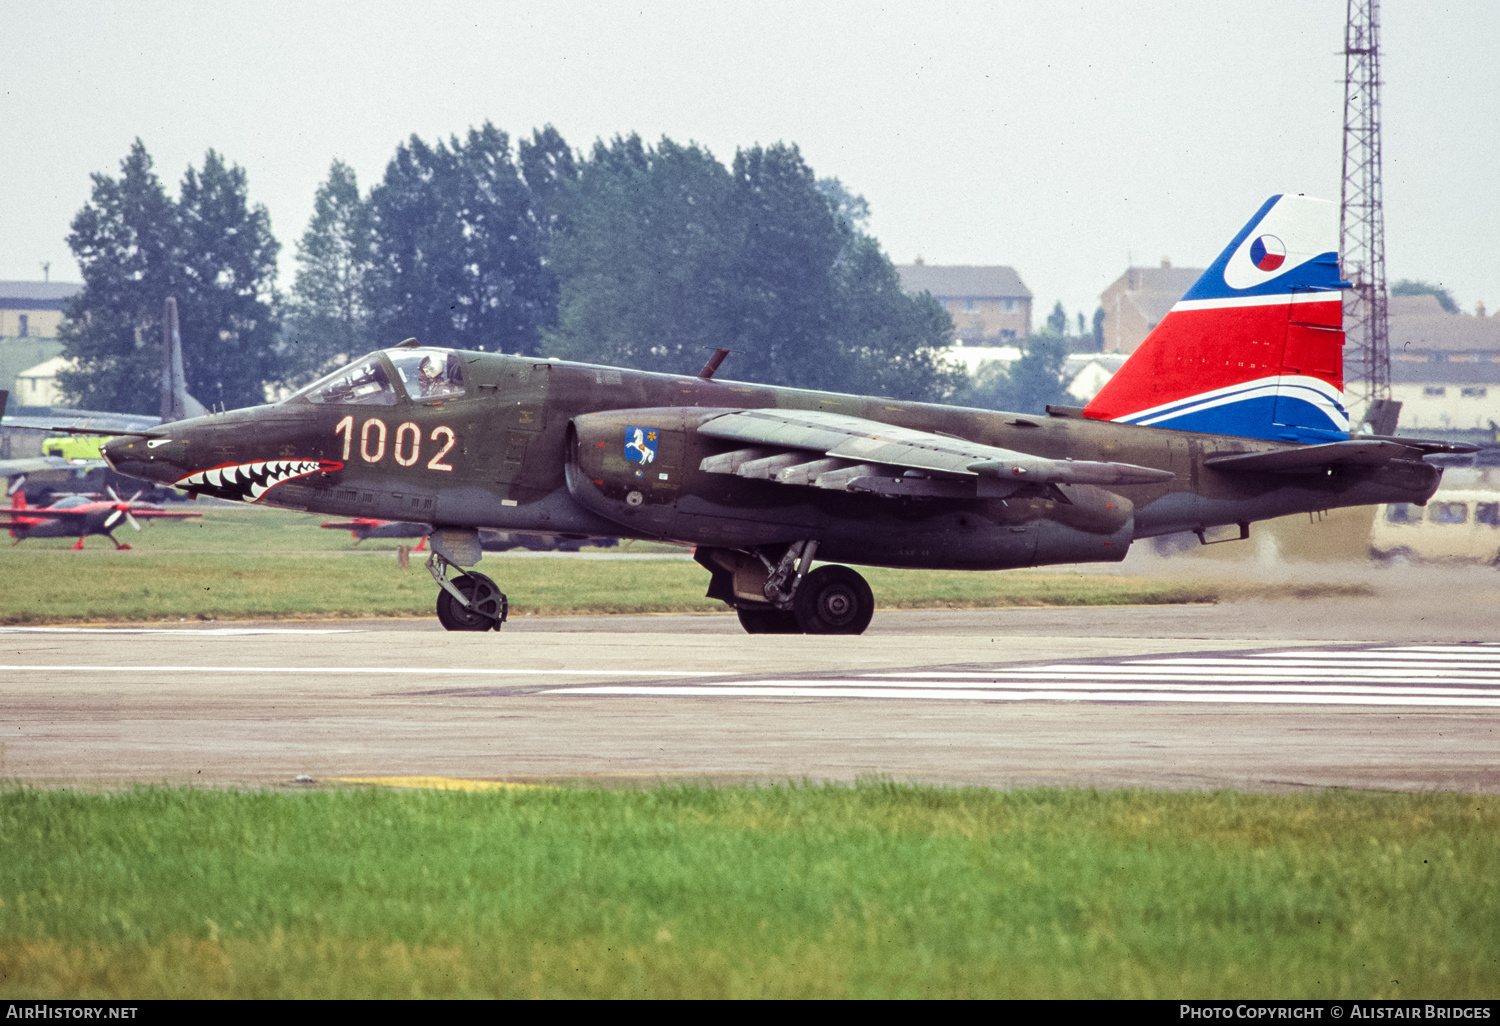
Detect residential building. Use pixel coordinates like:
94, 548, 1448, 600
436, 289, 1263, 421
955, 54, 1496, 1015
1, 281, 76, 405
895, 263, 1032, 342
1098, 260, 1203, 354
13, 355, 75, 407
0, 281, 77, 341
1383, 295, 1500, 433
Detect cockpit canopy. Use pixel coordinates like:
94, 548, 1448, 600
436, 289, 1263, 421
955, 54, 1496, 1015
289, 348, 466, 406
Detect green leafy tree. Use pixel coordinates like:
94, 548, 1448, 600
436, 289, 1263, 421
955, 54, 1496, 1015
543, 135, 958, 400
174, 149, 281, 409
365, 123, 554, 355
544, 135, 737, 373
57, 141, 180, 413
1005, 333, 1071, 413
59, 141, 281, 413
1046, 300, 1067, 336
283, 160, 374, 384
1391, 279, 1459, 314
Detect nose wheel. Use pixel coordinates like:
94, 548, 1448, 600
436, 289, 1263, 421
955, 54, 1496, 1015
435, 571, 508, 631
427, 551, 507, 632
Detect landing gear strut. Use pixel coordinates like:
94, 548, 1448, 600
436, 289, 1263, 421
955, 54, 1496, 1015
427, 551, 507, 631
698, 542, 876, 635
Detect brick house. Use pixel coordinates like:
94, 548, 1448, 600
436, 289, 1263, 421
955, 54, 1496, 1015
895, 263, 1032, 343
1097, 260, 1204, 354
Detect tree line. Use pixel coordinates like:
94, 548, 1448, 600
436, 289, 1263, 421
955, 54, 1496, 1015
59, 126, 987, 414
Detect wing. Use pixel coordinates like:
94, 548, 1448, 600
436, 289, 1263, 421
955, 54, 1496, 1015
122, 508, 203, 519
0, 413, 160, 435
695, 408, 1173, 499
0, 511, 80, 523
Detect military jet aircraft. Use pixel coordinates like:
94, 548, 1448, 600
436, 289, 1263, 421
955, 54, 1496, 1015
1, 487, 202, 549
100, 195, 1472, 633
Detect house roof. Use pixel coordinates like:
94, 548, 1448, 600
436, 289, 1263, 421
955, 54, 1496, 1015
895, 265, 1032, 300
1386, 294, 1500, 353
0, 281, 80, 311
1102, 266, 1204, 301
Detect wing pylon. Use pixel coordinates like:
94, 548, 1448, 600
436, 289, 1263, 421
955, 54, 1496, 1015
696, 409, 1172, 500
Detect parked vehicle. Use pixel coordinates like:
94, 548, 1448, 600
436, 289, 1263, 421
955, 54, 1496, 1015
1371, 469, 1500, 565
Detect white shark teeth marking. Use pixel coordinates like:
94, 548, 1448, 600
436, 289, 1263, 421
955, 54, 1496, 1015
224, 465, 239, 483
251, 462, 267, 476
250, 482, 269, 500
206, 468, 222, 487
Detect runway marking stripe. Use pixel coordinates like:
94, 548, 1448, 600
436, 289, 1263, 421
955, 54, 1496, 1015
543, 644, 1500, 707
0, 664, 726, 677
547, 686, 1500, 707
0, 627, 364, 635
865, 669, 1500, 682
621, 677, 1500, 696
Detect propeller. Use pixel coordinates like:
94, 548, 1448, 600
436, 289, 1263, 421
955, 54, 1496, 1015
103, 486, 146, 530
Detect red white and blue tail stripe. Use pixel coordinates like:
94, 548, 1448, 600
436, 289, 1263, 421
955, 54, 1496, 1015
1084, 195, 1349, 444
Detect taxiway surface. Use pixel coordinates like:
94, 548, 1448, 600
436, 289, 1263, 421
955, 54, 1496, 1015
4, 578, 1498, 793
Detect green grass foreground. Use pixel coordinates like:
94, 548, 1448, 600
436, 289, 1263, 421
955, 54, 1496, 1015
1, 784, 1495, 998
0, 506, 1368, 622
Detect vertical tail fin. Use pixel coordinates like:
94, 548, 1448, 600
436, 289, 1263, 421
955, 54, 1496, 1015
161, 296, 209, 423
1084, 195, 1349, 443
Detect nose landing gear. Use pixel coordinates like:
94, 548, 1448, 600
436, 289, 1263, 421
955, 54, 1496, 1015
427, 549, 507, 632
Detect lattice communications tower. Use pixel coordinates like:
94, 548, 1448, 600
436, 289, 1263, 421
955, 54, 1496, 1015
1341, 0, 1391, 414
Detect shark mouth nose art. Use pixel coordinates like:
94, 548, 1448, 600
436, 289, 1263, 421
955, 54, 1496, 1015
176, 460, 343, 502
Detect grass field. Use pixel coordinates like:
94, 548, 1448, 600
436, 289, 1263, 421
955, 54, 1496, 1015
0, 506, 1371, 623
1, 783, 1495, 999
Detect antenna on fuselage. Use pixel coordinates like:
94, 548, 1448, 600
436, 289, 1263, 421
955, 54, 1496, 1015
699, 348, 731, 380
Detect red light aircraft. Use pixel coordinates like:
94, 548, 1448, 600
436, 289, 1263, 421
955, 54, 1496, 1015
1, 487, 202, 549
321, 517, 431, 549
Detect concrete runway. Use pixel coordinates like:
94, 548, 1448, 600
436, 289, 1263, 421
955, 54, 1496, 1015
3, 573, 1498, 792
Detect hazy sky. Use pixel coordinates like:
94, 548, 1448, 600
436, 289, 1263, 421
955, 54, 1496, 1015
3, 1, 1496, 327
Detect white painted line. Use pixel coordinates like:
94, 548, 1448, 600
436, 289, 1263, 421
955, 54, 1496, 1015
545, 685, 1500, 707
0, 627, 365, 635
1195, 652, 1500, 663
860, 669, 1500, 683
591, 677, 1500, 697
0, 664, 726, 677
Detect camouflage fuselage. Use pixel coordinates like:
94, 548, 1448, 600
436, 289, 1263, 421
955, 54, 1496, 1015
104, 349, 1441, 571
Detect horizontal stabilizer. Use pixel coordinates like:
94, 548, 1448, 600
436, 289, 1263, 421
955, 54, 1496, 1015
1205, 440, 1424, 474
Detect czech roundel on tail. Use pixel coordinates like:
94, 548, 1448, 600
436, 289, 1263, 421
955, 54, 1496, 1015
94, 193, 1477, 635
1084, 194, 1348, 443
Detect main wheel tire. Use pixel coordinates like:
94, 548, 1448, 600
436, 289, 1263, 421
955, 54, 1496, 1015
736, 606, 803, 634
792, 565, 874, 635
436, 572, 508, 631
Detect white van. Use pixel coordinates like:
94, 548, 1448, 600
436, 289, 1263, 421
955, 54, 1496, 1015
1370, 469, 1500, 565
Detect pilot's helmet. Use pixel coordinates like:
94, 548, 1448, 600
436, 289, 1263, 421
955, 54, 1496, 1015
419, 355, 444, 383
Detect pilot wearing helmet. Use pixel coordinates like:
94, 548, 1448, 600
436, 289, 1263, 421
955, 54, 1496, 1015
416, 354, 449, 398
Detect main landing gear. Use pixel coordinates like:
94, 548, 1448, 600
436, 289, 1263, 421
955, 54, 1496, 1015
699, 542, 876, 635
428, 551, 508, 632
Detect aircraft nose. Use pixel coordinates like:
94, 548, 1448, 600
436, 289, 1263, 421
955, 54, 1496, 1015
102, 435, 188, 485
